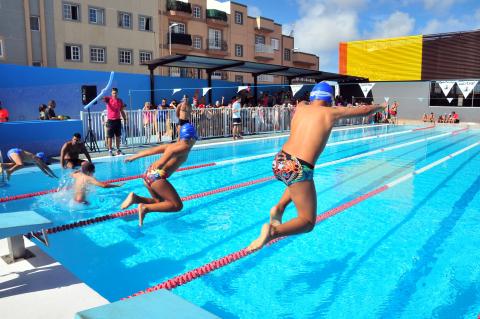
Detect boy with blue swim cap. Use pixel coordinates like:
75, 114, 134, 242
0, 148, 57, 181
122, 123, 197, 226
247, 82, 386, 251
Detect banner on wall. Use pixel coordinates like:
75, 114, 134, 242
384, 97, 390, 103
359, 83, 375, 97
172, 88, 182, 95
456, 80, 478, 98
437, 81, 456, 97
290, 85, 303, 97
447, 98, 454, 103
202, 87, 211, 96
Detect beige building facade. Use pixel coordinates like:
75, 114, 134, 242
0, 0, 319, 83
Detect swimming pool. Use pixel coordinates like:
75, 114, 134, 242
2, 124, 480, 318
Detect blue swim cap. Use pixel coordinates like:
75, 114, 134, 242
36, 152, 47, 163
179, 123, 197, 141
309, 82, 333, 104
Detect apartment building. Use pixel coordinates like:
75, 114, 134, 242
0, 0, 319, 83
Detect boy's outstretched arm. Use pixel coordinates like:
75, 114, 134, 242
124, 144, 169, 162
332, 103, 386, 121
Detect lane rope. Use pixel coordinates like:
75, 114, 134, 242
124, 138, 480, 298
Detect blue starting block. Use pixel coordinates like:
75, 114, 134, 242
75, 289, 220, 319
0, 210, 52, 263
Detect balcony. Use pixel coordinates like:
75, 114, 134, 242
207, 39, 228, 56
167, 32, 193, 53
166, 0, 192, 19
206, 9, 228, 27
254, 44, 275, 60
292, 51, 318, 68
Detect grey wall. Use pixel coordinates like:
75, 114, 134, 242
370, 81, 480, 123
0, 0, 28, 65
45, 0, 56, 66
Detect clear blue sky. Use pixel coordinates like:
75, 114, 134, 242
237, 0, 480, 72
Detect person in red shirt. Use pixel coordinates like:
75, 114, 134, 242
103, 88, 127, 156
0, 101, 9, 122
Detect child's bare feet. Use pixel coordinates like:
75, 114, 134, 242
121, 192, 137, 209
246, 223, 272, 252
138, 204, 147, 227
269, 205, 283, 226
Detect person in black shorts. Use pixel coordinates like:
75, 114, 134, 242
60, 133, 92, 168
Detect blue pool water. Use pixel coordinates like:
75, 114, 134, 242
1, 124, 480, 318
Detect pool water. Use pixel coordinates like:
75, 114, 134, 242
1, 124, 480, 319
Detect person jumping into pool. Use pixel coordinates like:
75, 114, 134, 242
71, 162, 122, 204
0, 148, 57, 181
247, 82, 386, 251
121, 123, 197, 226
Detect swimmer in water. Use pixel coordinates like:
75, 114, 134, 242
72, 162, 122, 204
1, 148, 57, 180
121, 123, 197, 227
247, 82, 387, 251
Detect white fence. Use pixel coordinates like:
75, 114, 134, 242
80, 107, 370, 150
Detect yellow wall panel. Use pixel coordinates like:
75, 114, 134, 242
346, 35, 423, 81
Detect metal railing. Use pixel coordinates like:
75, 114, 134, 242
80, 107, 371, 150
255, 44, 274, 53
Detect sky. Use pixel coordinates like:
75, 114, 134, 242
236, 0, 480, 72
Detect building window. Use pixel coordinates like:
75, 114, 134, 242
255, 35, 265, 44
32, 61, 42, 66
212, 71, 222, 79
90, 47, 106, 63
63, 2, 80, 21
258, 74, 274, 82
89, 7, 105, 25
139, 50, 152, 63
139, 15, 152, 31
208, 28, 222, 49
235, 11, 243, 24
235, 75, 244, 83
235, 44, 243, 57
170, 22, 185, 34
65, 44, 81, 61
0, 40, 4, 58
192, 6, 201, 19
118, 11, 132, 29
193, 37, 202, 49
169, 67, 181, 77
284, 48, 291, 61
118, 49, 132, 64
271, 38, 279, 50
30, 16, 40, 31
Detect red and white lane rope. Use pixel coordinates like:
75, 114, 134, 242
1, 125, 432, 204
125, 139, 480, 298
27, 127, 466, 237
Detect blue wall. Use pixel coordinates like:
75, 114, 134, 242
0, 64, 248, 121
0, 120, 83, 161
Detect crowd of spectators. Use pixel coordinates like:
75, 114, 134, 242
422, 111, 460, 123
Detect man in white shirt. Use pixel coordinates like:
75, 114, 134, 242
232, 96, 242, 140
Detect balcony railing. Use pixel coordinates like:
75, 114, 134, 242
206, 9, 227, 22
255, 44, 274, 53
166, 0, 192, 14
168, 32, 192, 46
207, 39, 228, 51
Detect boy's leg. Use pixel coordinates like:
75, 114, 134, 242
138, 179, 183, 226
247, 181, 316, 251
270, 188, 292, 225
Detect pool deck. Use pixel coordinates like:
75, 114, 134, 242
1, 123, 478, 319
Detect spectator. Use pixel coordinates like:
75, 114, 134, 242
428, 112, 436, 123
46, 100, 58, 120
169, 100, 179, 140
422, 113, 428, 122
389, 101, 399, 124
449, 111, 460, 123
0, 101, 9, 122
103, 88, 127, 156
142, 102, 154, 144
232, 95, 242, 140
39, 104, 48, 120
60, 133, 92, 168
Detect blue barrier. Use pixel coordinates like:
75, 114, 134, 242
0, 120, 82, 161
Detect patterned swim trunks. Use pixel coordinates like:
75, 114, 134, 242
272, 150, 314, 186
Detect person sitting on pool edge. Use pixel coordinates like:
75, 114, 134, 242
0, 148, 57, 180
247, 82, 386, 252
60, 133, 93, 168
72, 162, 122, 204
121, 123, 197, 226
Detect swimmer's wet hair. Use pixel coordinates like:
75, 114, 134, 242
81, 162, 95, 174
